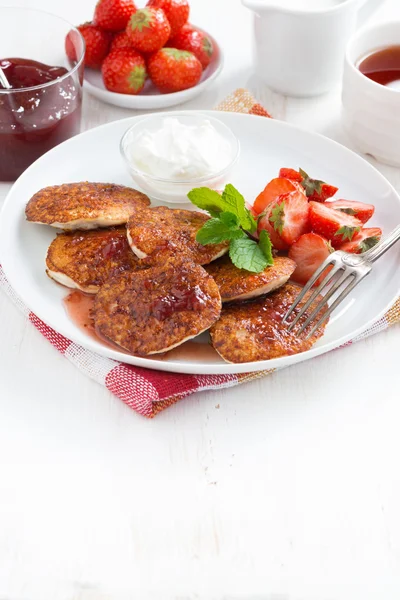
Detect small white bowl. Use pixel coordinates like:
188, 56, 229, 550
120, 112, 240, 204
84, 28, 223, 110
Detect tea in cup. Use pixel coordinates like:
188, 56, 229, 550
342, 21, 400, 167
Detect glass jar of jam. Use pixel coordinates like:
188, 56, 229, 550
0, 7, 85, 182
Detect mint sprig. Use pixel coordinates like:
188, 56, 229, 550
196, 212, 245, 245
258, 229, 273, 264
188, 184, 257, 233
229, 237, 272, 273
186, 187, 226, 218
189, 184, 273, 274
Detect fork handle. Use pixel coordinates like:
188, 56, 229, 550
362, 224, 400, 263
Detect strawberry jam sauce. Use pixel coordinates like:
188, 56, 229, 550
63, 290, 127, 353
0, 57, 82, 181
63, 290, 219, 361
149, 284, 208, 321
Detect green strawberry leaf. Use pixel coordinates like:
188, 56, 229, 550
129, 9, 152, 32
359, 235, 380, 253
202, 36, 213, 57
128, 65, 146, 92
163, 48, 193, 61
195, 211, 244, 245
336, 225, 361, 241
299, 168, 325, 197
258, 229, 274, 265
269, 201, 285, 235
229, 237, 271, 273
337, 207, 356, 216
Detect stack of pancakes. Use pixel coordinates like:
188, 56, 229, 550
25, 182, 327, 363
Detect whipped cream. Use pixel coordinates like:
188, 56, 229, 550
129, 117, 234, 180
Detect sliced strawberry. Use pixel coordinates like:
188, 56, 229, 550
288, 233, 334, 286
326, 199, 375, 225
339, 227, 382, 254
278, 167, 338, 202
279, 167, 303, 182
253, 177, 298, 215
299, 168, 338, 202
257, 206, 289, 251
309, 201, 362, 248
268, 190, 310, 245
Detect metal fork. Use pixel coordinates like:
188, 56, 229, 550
282, 224, 400, 339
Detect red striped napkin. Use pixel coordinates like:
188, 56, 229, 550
1, 89, 399, 417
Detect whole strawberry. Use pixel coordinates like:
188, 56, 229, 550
126, 8, 171, 54
170, 24, 214, 69
147, 0, 189, 37
148, 48, 202, 93
94, 0, 137, 32
110, 30, 133, 52
102, 48, 146, 94
65, 22, 112, 69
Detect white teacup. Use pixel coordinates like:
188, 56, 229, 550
342, 21, 400, 167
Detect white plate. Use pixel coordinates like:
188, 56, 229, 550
1, 111, 399, 375
84, 31, 223, 110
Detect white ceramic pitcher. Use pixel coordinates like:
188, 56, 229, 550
242, 0, 386, 96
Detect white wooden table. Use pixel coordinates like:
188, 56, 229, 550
1, 1, 400, 598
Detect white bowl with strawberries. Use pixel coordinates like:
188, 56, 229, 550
66, 0, 223, 108
251, 167, 382, 286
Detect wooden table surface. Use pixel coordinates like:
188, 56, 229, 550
0, 0, 399, 598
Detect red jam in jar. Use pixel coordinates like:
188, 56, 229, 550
0, 57, 82, 181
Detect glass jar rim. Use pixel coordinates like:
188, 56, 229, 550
0, 6, 85, 95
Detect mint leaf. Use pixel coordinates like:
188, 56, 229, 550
258, 230, 274, 265
229, 237, 270, 273
189, 184, 273, 273
187, 187, 226, 218
221, 184, 257, 232
188, 184, 257, 232
219, 211, 240, 227
196, 212, 244, 245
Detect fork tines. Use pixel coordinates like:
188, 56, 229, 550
282, 251, 371, 340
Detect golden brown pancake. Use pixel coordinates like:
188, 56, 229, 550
126, 206, 228, 265
210, 283, 328, 363
25, 182, 150, 230
205, 255, 296, 302
46, 228, 144, 294
93, 261, 222, 356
